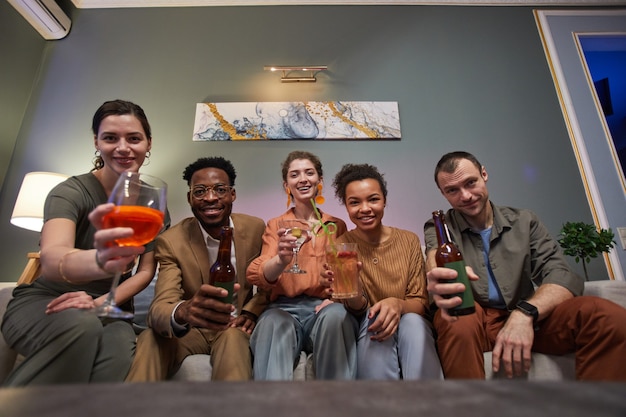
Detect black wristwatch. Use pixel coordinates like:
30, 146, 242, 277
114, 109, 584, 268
516, 300, 539, 324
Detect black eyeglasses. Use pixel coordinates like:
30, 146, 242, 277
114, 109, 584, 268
191, 184, 233, 200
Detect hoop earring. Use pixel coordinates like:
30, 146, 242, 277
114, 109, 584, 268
143, 151, 151, 166
315, 183, 325, 205
92, 150, 103, 170
286, 187, 292, 208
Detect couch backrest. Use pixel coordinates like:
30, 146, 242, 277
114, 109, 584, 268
584, 281, 626, 309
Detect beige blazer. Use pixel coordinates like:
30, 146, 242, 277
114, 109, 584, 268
148, 213, 268, 338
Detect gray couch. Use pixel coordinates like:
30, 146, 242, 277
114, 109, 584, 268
2, 280, 626, 383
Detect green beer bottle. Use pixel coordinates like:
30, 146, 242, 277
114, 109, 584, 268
432, 210, 475, 316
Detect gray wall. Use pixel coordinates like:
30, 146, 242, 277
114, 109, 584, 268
0, 4, 612, 282
0, 2, 46, 193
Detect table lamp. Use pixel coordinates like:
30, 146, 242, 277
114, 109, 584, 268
10, 171, 69, 284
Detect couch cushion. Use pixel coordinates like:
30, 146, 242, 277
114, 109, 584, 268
133, 275, 157, 331
172, 351, 313, 381
483, 351, 575, 380
584, 281, 626, 308
171, 354, 213, 381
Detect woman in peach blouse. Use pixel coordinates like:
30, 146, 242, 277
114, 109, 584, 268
246, 150, 361, 380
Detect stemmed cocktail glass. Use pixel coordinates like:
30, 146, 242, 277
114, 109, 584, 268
94, 172, 167, 319
279, 219, 311, 274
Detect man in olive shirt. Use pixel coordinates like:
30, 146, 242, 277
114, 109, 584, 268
424, 151, 626, 380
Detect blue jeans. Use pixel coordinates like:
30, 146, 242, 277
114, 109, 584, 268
250, 295, 358, 380
357, 310, 443, 380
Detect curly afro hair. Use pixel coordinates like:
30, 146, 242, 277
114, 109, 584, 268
332, 163, 387, 205
182, 156, 237, 186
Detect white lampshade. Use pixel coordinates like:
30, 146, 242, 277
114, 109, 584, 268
10, 172, 69, 232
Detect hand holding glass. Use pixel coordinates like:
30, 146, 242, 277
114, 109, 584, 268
326, 242, 359, 299
279, 219, 311, 274
94, 172, 167, 319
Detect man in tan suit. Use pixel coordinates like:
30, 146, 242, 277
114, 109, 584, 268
127, 157, 267, 381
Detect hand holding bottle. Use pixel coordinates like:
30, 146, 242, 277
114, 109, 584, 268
427, 266, 479, 322
174, 283, 240, 330
430, 210, 477, 319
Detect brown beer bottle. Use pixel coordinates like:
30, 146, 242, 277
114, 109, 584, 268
432, 210, 475, 316
209, 226, 235, 304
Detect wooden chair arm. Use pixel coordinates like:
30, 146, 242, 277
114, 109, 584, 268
17, 252, 41, 285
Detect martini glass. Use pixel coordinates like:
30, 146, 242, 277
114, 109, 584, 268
279, 219, 311, 274
94, 172, 167, 319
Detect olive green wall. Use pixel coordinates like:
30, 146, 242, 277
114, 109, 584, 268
0, 3, 613, 281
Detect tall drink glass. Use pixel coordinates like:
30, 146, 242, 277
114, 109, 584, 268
326, 242, 359, 299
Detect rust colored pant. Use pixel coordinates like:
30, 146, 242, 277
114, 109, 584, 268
434, 296, 626, 380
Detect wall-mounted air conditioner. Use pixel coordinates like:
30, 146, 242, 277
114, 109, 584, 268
8, 0, 71, 40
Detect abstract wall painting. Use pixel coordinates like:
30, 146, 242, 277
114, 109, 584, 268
192, 101, 401, 141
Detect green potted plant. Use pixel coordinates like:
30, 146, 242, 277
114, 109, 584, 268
558, 221, 616, 281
